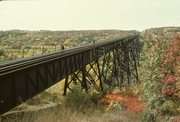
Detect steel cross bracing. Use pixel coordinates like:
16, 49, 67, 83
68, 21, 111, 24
0, 35, 140, 114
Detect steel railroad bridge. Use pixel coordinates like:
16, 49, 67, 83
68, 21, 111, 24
0, 34, 140, 114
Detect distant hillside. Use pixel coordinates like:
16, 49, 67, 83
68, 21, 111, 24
0, 30, 137, 62
0, 30, 136, 47
143, 27, 180, 41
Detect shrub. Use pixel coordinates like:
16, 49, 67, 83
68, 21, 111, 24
140, 35, 180, 121
64, 85, 103, 113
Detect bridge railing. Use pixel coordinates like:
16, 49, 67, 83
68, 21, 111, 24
0, 34, 140, 114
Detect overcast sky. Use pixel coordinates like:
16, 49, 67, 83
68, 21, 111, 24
0, 0, 180, 31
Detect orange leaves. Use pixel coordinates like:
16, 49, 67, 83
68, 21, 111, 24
162, 75, 177, 83
161, 35, 180, 98
163, 35, 180, 69
99, 93, 144, 113
175, 34, 180, 41
162, 85, 179, 98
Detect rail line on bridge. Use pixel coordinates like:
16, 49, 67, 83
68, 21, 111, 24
0, 34, 140, 114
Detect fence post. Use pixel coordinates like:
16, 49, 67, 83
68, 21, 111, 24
54, 45, 56, 51
61, 44, 64, 50
10, 50, 13, 60
32, 47, 35, 56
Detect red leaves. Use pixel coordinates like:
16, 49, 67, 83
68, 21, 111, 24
101, 93, 144, 113
162, 35, 180, 80
175, 34, 180, 40
163, 35, 180, 69
162, 75, 177, 83
161, 34, 180, 98
162, 85, 179, 98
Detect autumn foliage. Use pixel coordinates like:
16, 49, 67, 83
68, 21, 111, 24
99, 93, 144, 113
163, 35, 180, 69
161, 35, 180, 98
140, 34, 180, 121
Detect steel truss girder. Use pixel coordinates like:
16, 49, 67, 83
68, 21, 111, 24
63, 37, 140, 95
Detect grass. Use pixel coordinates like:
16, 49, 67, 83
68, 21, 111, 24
2, 104, 141, 122
0, 84, 143, 122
